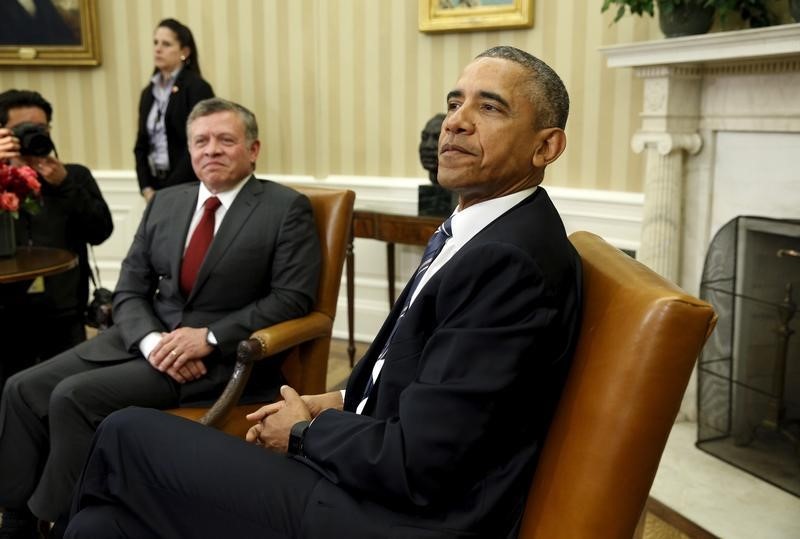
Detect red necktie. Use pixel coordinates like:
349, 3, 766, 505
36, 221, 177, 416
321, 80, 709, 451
180, 196, 222, 296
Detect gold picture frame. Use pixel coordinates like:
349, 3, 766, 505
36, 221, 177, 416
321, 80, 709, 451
419, 0, 534, 34
0, 0, 101, 66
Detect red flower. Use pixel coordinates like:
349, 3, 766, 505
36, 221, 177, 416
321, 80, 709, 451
0, 191, 19, 212
16, 165, 41, 195
0, 163, 42, 217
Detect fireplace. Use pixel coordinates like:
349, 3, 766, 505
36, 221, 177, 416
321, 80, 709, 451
599, 25, 800, 535
697, 216, 800, 496
601, 24, 800, 420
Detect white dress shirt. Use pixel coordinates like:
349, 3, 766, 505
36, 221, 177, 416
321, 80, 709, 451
146, 67, 182, 172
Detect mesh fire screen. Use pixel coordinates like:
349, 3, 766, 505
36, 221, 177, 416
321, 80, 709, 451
697, 216, 800, 497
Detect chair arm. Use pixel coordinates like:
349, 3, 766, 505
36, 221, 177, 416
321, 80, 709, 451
199, 311, 332, 428
246, 311, 333, 360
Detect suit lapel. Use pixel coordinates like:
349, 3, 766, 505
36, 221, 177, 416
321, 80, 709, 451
165, 69, 189, 118
344, 284, 412, 411
187, 176, 262, 301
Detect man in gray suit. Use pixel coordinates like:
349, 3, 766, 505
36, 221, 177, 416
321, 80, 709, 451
0, 98, 321, 535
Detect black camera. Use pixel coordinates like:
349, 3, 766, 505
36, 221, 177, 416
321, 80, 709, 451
11, 122, 55, 157
85, 287, 114, 330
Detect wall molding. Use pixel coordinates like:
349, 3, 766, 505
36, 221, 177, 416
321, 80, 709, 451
92, 170, 643, 342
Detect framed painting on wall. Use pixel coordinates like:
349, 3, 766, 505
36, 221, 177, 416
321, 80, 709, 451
0, 0, 101, 66
419, 0, 534, 33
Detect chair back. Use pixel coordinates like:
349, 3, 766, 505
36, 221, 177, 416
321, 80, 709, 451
279, 186, 355, 394
518, 231, 717, 539
299, 186, 354, 321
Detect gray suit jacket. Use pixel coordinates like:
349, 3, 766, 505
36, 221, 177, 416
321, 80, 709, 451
73, 176, 321, 403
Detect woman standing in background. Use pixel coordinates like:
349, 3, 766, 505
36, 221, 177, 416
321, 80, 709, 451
134, 18, 213, 201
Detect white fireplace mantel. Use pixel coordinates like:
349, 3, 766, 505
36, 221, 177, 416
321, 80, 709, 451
601, 23, 800, 68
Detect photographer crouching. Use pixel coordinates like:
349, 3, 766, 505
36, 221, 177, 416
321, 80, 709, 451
0, 90, 113, 388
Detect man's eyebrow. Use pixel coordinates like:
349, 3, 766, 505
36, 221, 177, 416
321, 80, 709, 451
445, 89, 510, 110
479, 91, 510, 109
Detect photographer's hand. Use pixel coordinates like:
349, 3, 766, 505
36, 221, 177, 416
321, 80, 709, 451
0, 128, 20, 161
28, 155, 67, 186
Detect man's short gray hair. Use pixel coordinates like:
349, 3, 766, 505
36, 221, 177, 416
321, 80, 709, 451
476, 46, 569, 130
186, 98, 259, 143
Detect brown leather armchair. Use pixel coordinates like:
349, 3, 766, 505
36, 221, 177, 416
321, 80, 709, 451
168, 187, 355, 438
518, 231, 717, 539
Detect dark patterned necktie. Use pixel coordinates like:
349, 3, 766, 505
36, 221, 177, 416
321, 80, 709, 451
180, 196, 221, 296
358, 216, 453, 408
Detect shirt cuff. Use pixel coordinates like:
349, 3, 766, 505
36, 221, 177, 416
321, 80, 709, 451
139, 331, 162, 360
207, 329, 218, 346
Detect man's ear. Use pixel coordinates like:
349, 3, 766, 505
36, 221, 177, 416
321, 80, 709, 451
249, 139, 261, 170
531, 128, 567, 168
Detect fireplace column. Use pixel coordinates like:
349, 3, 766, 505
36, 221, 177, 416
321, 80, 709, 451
631, 66, 702, 283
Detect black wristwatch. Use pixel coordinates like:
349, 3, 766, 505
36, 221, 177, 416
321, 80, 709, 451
288, 420, 310, 456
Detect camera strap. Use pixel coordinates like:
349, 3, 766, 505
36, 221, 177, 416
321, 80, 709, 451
88, 245, 103, 290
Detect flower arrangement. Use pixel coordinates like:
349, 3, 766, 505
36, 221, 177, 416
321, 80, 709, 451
0, 162, 42, 217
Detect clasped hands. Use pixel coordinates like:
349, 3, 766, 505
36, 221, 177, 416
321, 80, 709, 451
148, 327, 213, 383
245, 387, 343, 453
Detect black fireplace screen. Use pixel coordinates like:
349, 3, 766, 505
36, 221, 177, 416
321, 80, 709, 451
697, 216, 800, 497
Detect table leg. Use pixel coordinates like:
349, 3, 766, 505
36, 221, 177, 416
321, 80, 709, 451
387, 242, 396, 307
346, 226, 356, 367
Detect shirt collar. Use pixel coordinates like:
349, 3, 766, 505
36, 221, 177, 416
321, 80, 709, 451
450, 186, 538, 242
195, 175, 251, 212
150, 65, 183, 88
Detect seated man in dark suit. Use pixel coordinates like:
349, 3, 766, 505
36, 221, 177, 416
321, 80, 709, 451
0, 98, 321, 536
65, 46, 581, 539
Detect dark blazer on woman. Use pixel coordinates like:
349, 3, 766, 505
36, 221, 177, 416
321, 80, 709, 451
133, 68, 213, 192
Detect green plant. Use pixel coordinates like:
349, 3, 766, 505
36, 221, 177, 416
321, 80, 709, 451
601, 0, 777, 27
714, 0, 776, 26
602, 0, 657, 22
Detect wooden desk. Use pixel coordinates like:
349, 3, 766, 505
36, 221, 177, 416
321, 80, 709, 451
346, 210, 444, 365
0, 246, 78, 284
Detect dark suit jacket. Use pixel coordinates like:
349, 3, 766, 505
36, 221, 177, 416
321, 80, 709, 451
73, 176, 321, 404
133, 69, 214, 191
302, 188, 582, 538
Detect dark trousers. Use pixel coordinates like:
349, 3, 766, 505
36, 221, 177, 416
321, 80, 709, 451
0, 351, 178, 521
64, 409, 442, 539
65, 408, 323, 539
0, 309, 85, 389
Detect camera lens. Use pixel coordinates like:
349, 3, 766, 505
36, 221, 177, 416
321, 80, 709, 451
12, 122, 55, 157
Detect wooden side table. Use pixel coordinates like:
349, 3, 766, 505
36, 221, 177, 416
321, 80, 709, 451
346, 210, 443, 365
0, 246, 78, 284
